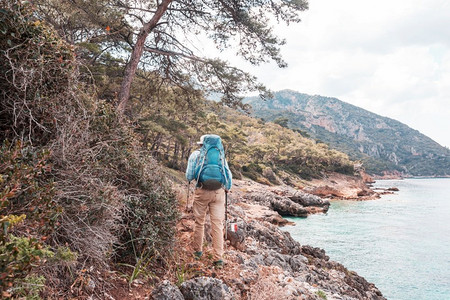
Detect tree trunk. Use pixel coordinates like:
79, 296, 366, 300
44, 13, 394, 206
172, 141, 180, 167
143, 130, 149, 149
117, 0, 173, 115
150, 133, 162, 153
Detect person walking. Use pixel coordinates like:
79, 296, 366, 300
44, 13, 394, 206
185, 134, 232, 268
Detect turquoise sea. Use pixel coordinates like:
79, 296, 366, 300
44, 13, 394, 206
283, 178, 450, 300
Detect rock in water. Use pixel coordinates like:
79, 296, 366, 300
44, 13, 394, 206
244, 190, 329, 217
270, 196, 308, 217
289, 190, 330, 208
151, 280, 184, 300
180, 277, 234, 300
387, 187, 399, 191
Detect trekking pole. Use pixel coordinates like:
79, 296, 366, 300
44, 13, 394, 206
224, 190, 228, 240
186, 181, 191, 212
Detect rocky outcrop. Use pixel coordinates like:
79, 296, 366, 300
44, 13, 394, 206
242, 190, 329, 217
218, 206, 386, 300
180, 277, 234, 300
289, 190, 330, 208
151, 280, 184, 300
303, 173, 379, 200
270, 196, 309, 217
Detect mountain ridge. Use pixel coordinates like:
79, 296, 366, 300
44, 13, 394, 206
246, 90, 450, 176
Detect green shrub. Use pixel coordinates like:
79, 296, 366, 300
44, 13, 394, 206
0, 231, 52, 295
0, 0, 76, 143
12, 274, 46, 300
242, 163, 263, 181
0, 141, 58, 234
316, 290, 327, 299
0, 140, 58, 295
114, 140, 179, 260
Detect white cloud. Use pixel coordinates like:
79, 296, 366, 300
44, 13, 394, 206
210, 0, 450, 148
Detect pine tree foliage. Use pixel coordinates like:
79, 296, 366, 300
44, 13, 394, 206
34, 0, 308, 113
129, 88, 356, 182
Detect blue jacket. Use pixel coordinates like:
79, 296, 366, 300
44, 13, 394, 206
186, 149, 233, 190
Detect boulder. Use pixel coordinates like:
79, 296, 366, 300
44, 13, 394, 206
301, 245, 330, 261
270, 197, 308, 217
289, 255, 309, 272
151, 280, 184, 300
262, 167, 281, 185
243, 220, 302, 255
244, 190, 328, 217
289, 190, 330, 208
262, 251, 292, 272
180, 277, 234, 300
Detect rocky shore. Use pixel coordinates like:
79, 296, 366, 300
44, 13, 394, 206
150, 176, 386, 300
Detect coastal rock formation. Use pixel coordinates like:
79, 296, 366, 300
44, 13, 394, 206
289, 190, 330, 208
205, 196, 386, 300
303, 173, 378, 200
219, 201, 386, 300
241, 190, 329, 217
270, 196, 309, 217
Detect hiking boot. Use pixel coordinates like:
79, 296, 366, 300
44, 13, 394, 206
193, 251, 203, 260
213, 260, 224, 269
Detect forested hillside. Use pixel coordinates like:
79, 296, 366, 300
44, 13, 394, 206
246, 90, 450, 176
135, 97, 355, 182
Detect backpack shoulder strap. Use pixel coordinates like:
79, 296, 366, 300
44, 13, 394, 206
196, 148, 207, 183
219, 149, 229, 187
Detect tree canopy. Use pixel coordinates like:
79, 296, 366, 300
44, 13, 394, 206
35, 0, 309, 114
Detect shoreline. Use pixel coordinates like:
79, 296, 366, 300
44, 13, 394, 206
374, 176, 450, 180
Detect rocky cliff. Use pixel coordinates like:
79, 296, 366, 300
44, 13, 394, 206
245, 90, 450, 176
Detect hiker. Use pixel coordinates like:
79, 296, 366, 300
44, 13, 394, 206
185, 134, 232, 268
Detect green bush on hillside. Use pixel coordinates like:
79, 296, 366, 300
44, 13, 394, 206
0, 1, 77, 143
0, 141, 58, 296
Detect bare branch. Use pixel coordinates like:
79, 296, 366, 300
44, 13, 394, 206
144, 47, 206, 63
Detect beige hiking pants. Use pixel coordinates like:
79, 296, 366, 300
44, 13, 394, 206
192, 188, 225, 261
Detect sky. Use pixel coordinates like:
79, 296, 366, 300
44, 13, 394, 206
200, 0, 450, 148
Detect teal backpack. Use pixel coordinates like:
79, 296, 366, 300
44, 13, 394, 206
194, 134, 228, 190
